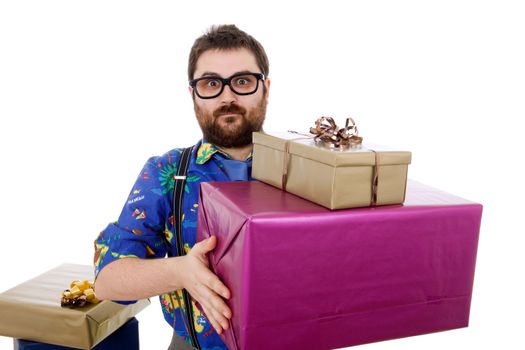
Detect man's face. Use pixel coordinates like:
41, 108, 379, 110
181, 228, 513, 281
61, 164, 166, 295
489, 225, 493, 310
191, 48, 270, 148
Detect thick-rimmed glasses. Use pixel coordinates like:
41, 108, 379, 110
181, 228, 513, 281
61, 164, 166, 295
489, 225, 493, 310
189, 72, 265, 99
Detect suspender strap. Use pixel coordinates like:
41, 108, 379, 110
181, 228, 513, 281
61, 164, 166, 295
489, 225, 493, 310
172, 146, 201, 350
174, 146, 193, 257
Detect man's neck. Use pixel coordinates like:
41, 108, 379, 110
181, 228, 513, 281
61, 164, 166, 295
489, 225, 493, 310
217, 144, 253, 161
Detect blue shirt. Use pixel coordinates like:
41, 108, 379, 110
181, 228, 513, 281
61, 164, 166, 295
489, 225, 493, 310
94, 139, 253, 350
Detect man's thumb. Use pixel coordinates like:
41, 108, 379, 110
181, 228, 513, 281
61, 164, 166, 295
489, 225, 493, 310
197, 236, 216, 253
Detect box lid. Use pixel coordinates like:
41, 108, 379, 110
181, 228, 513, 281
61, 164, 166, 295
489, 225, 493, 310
253, 131, 411, 167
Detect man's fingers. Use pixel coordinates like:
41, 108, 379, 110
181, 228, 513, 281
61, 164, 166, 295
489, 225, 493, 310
203, 271, 230, 300
192, 284, 232, 332
203, 302, 230, 332
190, 290, 229, 334
209, 293, 232, 320
205, 310, 223, 334
196, 283, 232, 319
194, 289, 230, 334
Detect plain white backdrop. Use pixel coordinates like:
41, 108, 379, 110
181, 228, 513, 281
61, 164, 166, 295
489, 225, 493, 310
1, 0, 524, 349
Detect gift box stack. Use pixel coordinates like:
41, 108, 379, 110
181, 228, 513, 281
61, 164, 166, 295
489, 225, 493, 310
0, 264, 149, 349
196, 117, 483, 350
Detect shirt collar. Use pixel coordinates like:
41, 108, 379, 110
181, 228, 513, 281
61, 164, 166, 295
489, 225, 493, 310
196, 140, 253, 165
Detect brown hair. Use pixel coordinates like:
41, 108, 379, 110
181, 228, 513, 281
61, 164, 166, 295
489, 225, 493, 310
188, 24, 269, 81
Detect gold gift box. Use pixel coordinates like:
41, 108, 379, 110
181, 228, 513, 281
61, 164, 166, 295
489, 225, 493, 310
0, 263, 149, 349
252, 131, 412, 209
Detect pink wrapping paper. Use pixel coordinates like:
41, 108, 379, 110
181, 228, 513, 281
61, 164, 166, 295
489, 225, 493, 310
197, 180, 482, 350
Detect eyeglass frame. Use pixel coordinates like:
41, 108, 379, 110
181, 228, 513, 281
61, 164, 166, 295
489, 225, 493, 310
189, 72, 265, 99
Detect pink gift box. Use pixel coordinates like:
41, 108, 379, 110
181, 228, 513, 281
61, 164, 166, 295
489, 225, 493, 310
197, 180, 482, 350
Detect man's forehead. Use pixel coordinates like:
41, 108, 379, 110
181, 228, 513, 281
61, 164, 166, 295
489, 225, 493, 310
194, 48, 260, 78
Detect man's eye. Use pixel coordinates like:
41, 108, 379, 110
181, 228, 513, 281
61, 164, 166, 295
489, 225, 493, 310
235, 76, 254, 86
207, 79, 220, 87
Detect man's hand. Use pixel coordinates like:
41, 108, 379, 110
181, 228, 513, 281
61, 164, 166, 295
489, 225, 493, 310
180, 236, 232, 334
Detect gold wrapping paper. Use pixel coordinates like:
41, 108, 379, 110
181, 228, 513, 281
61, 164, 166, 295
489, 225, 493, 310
0, 263, 149, 349
252, 131, 412, 209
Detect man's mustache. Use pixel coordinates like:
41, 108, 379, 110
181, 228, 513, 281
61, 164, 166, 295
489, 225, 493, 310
213, 104, 246, 118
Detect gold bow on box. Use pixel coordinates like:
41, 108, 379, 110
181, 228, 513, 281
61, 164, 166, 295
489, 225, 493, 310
309, 116, 363, 149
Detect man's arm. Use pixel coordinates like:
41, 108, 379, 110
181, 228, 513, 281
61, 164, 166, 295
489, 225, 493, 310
94, 236, 232, 334
94, 256, 182, 300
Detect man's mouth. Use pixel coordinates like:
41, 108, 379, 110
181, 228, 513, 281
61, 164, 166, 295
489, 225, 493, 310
216, 112, 244, 122
213, 104, 246, 119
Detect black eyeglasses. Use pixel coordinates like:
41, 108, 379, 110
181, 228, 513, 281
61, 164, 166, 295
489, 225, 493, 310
189, 72, 265, 99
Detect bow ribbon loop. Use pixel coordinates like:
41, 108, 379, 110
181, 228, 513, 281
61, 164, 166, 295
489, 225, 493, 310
309, 116, 363, 149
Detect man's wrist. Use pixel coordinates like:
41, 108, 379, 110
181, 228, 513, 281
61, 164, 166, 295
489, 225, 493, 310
163, 256, 186, 291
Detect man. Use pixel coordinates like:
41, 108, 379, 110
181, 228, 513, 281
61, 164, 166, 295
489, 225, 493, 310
93, 24, 270, 350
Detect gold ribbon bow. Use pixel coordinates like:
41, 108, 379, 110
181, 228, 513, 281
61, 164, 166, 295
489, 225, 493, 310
309, 116, 363, 149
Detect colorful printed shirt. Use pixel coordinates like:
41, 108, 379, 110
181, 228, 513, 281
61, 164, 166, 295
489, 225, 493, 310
93, 139, 253, 350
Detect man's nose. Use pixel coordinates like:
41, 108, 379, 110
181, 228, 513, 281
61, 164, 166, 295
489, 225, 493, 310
220, 84, 238, 104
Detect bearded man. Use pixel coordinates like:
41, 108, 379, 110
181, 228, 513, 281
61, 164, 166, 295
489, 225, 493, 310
93, 25, 271, 350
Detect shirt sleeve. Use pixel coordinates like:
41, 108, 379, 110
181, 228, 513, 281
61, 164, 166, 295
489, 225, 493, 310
93, 155, 172, 285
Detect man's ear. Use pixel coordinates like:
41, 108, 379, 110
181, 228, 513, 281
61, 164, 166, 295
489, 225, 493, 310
264, 78, 271, 104
188, 86, 193, 95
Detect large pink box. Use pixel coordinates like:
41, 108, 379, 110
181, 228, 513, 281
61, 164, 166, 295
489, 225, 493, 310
197, 180, 482, 350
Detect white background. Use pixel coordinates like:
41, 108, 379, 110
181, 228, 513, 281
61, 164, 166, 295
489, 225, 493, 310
1, 0, 524, 349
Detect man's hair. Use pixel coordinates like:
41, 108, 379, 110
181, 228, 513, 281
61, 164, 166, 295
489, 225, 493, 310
188, 24, 269, 81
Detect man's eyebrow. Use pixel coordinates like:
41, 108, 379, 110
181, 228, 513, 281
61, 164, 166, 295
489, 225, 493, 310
197, 70, 257, 78
200, 71, 220, 78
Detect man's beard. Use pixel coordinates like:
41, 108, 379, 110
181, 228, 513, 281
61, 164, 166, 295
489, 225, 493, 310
194, 97, 267, 148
